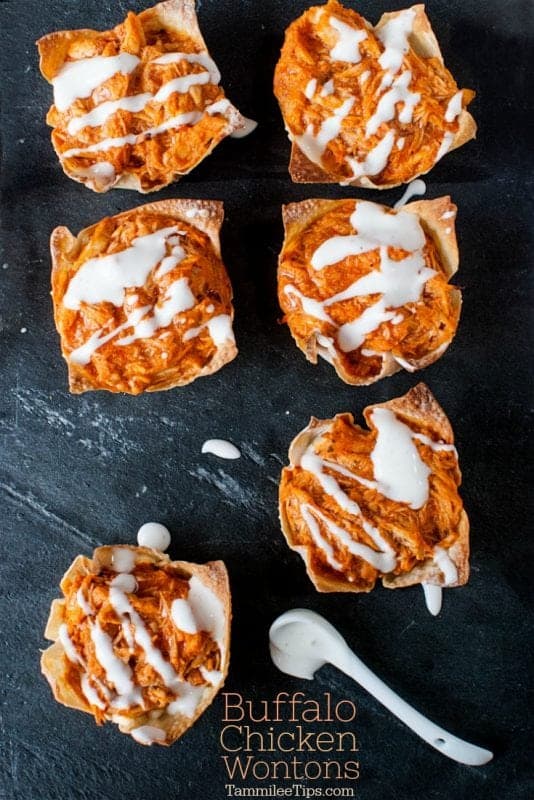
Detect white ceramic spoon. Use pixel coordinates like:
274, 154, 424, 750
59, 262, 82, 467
269, 609, 493, 766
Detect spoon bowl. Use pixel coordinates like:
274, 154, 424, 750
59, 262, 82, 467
269, 608, 350, 678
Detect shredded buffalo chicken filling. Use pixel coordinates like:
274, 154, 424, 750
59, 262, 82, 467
61, 564, 220, 723
274, 0, 475, 184
53, 210, 233, 394
278, 199, 459, 382
40, 10, 233, 190
280, 413, 463, 591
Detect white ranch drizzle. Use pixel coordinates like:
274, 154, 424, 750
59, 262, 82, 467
59, 623, 84, 665
303, 503, 395, 572
171, 598, 198, 634
76, 587, 93, 616
187, 575, 227, 660
62, 50, 221, 136
329, 16, 367, 63
74, 161, 116, 188
199, 666, 223, 686
115, 277, 195, 346
312, 200, 425, 269
298, 447, 397, 573
130, 725, 167, 745
434, 545, 458, 584
305, 78, 317, 99
441, 210, 456, 220
444, 90, 463, 123
183, 314, 235, 347
229, 117, 258, 138
108, 585, 181, 688
81, 674, 107, 709
393, 178, 427, 209
90, 620, 143, 707
300, 504, 342, 571
69, 305, 150, 366
167, 683, 206, 718
365, 71, 420, 137
346, 130, 396, 180
201, 439, 241, 459
62, 97, 232, 161
110, 547, 136, 574
321, 79, 335, 97
110, 573, 137, 593
136, 522, 171, 552
435, 132, 454, 162
59, 624, 112, 708
369, 408, 431, 509
52, 54, 140, 111
295, 97, 354, 164
376, 9, 416, 76
64, 227, 179, 309
61, 111, 202, 159
296, 410, 457, 576
67, 93, 153, 136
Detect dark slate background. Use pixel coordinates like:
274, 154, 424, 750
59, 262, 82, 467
0, 1, 532, 798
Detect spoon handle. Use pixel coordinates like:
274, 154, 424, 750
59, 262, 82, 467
336, 649, 493, 766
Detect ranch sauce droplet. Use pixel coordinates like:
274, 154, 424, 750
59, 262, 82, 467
393, 179, 427, 209
201, 439, 241, 459
422, 584, 443, 616
136, 522, 171, 552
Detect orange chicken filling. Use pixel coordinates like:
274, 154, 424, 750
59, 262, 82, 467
38, 9, 236, 191
61, 563, 220, 723
52, 208, 234, 394
278, 199, 459, 383
280, 413, 463, 591
274, 0, 475, 185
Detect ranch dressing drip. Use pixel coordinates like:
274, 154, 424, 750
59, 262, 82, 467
393, 179, 427, 209
345, 130, 396, 180
422, 546, 459, 615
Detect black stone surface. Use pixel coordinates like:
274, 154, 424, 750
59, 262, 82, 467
0, 1, 532, 799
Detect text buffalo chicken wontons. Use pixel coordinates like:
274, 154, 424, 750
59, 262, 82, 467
278, 196, 461, 385
37, 0, 255, 193
41, 546, 230, 746
279, 384, 469, 594
51, 199, 236, 394
274, 1, 476, 187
